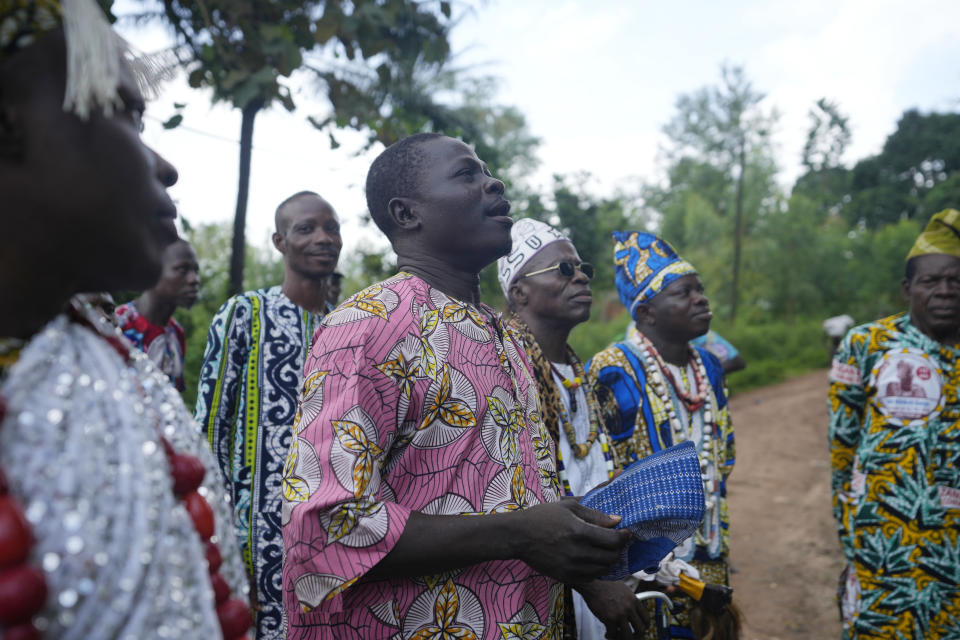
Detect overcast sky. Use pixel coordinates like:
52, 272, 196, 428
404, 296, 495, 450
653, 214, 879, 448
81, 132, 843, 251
116, 0, 960, 256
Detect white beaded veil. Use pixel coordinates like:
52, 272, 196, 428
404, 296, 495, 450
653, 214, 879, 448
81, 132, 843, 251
0, 315, 248, 638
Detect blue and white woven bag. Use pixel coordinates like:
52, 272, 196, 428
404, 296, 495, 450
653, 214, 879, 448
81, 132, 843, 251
581, 441, 705, 580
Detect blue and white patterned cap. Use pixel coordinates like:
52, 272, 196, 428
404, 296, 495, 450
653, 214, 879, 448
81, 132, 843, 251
613, 230, 697, 316
581, 441, 705, 580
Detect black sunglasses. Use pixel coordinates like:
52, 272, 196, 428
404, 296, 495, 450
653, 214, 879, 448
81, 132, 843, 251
519, 261, 594, 280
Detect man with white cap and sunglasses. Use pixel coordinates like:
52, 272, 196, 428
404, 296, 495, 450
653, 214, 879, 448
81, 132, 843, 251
500, 219, 648, 640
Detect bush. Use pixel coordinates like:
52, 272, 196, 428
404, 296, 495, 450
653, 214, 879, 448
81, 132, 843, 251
569, 305, 633, 364
712, 317, 831, 394
568, 304, 833, 396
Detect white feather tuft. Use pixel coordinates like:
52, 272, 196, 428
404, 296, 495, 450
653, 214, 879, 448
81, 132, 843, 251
60, 0, 123, 119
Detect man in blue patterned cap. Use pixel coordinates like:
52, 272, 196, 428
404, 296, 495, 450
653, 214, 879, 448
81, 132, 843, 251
587, 231, 735, 640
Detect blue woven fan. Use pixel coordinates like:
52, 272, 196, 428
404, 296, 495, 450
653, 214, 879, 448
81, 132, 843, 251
581, 441, 705, 580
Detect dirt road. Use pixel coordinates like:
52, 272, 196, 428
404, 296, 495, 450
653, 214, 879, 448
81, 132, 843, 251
727, 369, 844, 639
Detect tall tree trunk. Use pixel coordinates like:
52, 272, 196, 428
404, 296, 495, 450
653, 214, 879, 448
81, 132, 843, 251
730, 140, 746, 321
229, 98, 265, 297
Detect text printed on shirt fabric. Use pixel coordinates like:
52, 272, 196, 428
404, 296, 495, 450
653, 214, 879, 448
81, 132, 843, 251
939, 485, 960, 510
830, 361, 862, 386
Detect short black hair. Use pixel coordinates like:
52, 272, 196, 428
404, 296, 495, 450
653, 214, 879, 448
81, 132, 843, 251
905, 256, 918, 282
365, 133, 445, 237
275, 191, 321, 234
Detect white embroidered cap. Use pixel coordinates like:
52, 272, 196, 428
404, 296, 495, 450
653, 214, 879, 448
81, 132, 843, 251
496, 218, 568, 298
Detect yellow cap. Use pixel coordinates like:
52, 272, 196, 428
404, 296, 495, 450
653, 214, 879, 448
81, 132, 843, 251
907, 209, 960, 260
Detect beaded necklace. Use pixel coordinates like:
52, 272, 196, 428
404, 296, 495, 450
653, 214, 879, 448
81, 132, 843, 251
506, 315, 602, 459
646, 339, 707, 414
551, 360, 616, 492
0, 303, 252, 638
552, 412, 616, 496
503, 315, 615, 497
0, 338, 46, 639
551, 357, 601, 458
549, 362, 583, 413
628, 332, 720, 545
68, 300, 253, 639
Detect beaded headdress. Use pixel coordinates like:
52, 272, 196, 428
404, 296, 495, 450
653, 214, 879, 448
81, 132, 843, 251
0, 0, 166, 119
613, 230, 697, 315
907, 208, 960, 261
497, 218, 568, 298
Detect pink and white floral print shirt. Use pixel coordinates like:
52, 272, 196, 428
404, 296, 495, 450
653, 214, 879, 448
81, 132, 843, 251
282, 273, 564, 639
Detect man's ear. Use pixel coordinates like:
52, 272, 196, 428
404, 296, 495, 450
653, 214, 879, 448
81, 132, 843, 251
272, 231, 286, 255
388, 197, 420, 231
901, 277, 911, 302
508, 281, 528, 309
0, 102, 25, 162
634, 303, 654, 327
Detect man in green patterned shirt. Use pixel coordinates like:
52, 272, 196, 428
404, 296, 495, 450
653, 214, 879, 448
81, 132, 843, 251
829, 208, 960, 639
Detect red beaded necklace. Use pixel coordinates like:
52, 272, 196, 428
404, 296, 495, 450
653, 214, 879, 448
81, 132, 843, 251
70, 301, 252, 639
637, 332, 706, 413
0, 389, 48, 640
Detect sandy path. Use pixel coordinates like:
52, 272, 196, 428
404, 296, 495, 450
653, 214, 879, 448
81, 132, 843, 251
727, 369, 844, 639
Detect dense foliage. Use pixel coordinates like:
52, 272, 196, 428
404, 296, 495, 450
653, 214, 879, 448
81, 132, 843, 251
159, 60, 958, 402
133, 0, 456, 294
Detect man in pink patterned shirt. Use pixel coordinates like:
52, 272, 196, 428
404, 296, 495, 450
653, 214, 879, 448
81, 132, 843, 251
282, 133, 631, 639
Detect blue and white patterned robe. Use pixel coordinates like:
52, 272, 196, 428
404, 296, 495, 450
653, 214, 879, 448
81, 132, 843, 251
195, 286, 322, 639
